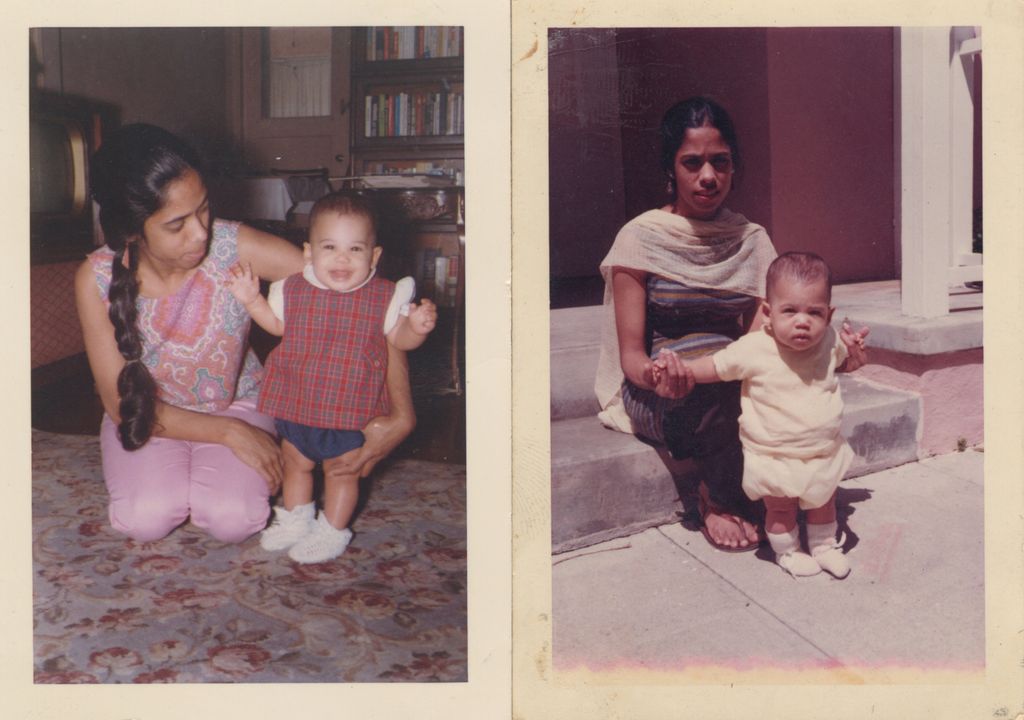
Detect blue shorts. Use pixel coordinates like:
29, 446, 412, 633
274, 419, 365, 463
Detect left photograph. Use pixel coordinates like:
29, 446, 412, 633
30, 26, 467, 683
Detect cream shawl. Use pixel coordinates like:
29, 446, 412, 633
595, 208, 777, 432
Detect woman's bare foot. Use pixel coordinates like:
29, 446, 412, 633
696, 484, 763, 552
703, 511, 753, 549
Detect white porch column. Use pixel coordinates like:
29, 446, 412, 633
899, 27, 954, 318
949, 29, 982, 286
898, 27, 981, 318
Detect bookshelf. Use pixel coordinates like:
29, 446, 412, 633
350, 26, 464, 179
345, 27, 466, 393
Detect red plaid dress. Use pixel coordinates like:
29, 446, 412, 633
259, 274, 394, 430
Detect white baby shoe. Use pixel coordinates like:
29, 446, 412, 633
767, 527, 821, 577
288, 514, 353, 564
776, 550, 823, 577
808, 522, 850, 579
260, 502, 315, 552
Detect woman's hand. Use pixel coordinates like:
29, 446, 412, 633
325, 343, 416, 481
220, 417, 285, 494
326, 412, 415, 481
650, 348, 696, 399
838, 320, 870, 373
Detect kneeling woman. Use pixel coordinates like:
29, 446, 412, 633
76, 124, 415, 543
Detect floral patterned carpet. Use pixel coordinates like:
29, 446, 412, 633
32, 430, 467, 684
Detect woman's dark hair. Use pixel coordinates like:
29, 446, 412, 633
91, 123, 204, 450
660, 96, 743, 182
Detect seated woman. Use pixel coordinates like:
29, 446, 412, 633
75, 123, 415, 543
595, 97, 777, 551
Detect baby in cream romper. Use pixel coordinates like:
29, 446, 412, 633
664, 251, 868, 578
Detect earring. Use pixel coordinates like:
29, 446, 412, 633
666, 179, 674, 195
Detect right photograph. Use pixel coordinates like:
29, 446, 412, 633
548, 26, 984, 676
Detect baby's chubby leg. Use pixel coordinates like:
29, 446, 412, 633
286, 455, 359, 564
763, 495, 799, 534
280, 439, 316, 510
319, 457, 361, 531
763, 495, 820, 577
259, 439, 317, 552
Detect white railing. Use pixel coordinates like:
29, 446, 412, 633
899, 27, 982, 318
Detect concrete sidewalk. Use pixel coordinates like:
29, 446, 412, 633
552, 450, 984, 677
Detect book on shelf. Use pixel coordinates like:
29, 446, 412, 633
412, 248, 460, 307
417, 247, 439, 301
433, 255, 448, 303
443, 253, 460, 307
366, 26, 463, 61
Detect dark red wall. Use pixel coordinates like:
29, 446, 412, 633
548, 29, 627, 279
765, 27, 895, 280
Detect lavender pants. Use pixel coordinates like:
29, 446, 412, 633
100, 398, 275, 543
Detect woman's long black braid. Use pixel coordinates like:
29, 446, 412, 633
92, 123, 203, 450
108, 239, 158, 449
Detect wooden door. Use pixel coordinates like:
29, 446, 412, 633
237, 27, 352, 175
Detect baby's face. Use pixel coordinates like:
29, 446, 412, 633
304, 212, 382, 292
764, 277, 834, 352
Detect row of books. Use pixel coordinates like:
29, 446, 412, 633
415, 249, 460, 308
365, 27, 463, 61
363, 91, 464, 138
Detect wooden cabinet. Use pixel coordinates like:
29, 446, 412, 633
231, 27, 353, 174
227, 26, 464, 178
358, 187, 464, 301
338, 186, 466, 393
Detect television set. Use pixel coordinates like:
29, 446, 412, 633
29, 90, 118, 264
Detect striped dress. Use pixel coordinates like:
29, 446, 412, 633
621, 275, 757, 456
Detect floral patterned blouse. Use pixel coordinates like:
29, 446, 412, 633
88, 219, 262, 413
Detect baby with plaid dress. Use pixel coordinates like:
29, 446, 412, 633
229, 193, 436, 563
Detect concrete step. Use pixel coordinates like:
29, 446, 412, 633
551, 375, 921, 553
550, 305, 603, 421
551, 415, 687, 554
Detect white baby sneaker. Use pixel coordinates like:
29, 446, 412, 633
808, 523, 850, 579
288, 514, 353, 564
811, 542, 850, 579
776, 550, 822, 577
767, 527, 821, 577
260, 502, 315, 552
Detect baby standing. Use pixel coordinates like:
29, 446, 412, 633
668, 251, 869, 577
229, 193, 437, 563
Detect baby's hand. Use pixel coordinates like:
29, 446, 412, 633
407, 299, 438, 335
839, 319, 870, 371
840, 319, 870, 348
649, 348, 672, 385
227, 262, 261, 307
647, 348, 694, 399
